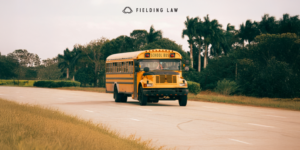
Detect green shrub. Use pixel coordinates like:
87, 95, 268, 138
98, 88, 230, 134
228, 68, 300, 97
33, 80, 80, 88
214, 79, 238, 95
187, 81, 201, 95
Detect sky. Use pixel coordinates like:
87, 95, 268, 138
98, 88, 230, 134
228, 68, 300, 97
0, 0, 299, 60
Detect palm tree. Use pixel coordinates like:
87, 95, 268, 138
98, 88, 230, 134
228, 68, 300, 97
209, 19, 224, 57
147, 25, 162, 43
222, 23, 237, 55
244, 20, 260, 45
195, 17, 204, 72
279, 14, 300, 35
259, 14, 278, 34
58, 48, 74, 79
238, 23, 247, 48
182, 16, 197, 68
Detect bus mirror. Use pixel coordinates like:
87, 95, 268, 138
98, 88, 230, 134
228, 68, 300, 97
185, 60, 190, 65
184, 66, 189, 71
144, 67, 149, 72
135, 66, 140, 72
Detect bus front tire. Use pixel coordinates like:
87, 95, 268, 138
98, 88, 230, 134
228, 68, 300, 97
139, 87, 147, 106
178, 95, 187, 106
114, 86, 122, 102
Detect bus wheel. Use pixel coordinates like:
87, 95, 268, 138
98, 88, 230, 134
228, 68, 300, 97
178, 95, 187, 106
152, 98, 159, 103
139, 86, 147, 106
114, 86, 122, 102
121, 95, 127, 102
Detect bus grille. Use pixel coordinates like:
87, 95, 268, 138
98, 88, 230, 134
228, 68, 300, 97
156, 75, 177, 83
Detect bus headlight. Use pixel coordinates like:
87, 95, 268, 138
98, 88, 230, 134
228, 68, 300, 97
180, 83, 186, 86
147, 83, 153, 87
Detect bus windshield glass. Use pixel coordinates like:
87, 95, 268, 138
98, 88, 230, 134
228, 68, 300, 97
139, 59, 181, 71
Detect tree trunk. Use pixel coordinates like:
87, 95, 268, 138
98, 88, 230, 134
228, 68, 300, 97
235, 63, 238, 81
72, 67, 76, 81
198, 48, 201, 72
204, 44, 208, 68
190, 44, 193, 68
94, 63, 98, 87
67, 68, 69, 79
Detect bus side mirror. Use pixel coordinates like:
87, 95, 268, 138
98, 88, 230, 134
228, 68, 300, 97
144, 67, 149, 72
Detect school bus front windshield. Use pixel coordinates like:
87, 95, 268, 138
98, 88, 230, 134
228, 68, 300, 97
139, 59, 181, 71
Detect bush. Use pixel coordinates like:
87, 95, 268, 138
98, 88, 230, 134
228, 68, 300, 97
187, 81, 201, 95
214, 79, 238, 95
33, 80, 80, 88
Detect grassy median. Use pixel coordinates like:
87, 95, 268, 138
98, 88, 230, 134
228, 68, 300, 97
189, 91, 300, 111
0, 98, 163, 150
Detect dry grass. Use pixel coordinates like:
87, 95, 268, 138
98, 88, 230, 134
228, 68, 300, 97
189, 90, 300, 111
0, 98, 165, 150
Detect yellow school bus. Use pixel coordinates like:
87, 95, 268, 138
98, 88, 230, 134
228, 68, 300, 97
105, 49, 188, 106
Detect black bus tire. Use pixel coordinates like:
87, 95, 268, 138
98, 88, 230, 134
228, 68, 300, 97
114, 86, 122, 102
139, 86, 147, 106
178, 95, 187, 106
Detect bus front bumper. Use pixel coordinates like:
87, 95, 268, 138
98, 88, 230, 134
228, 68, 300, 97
142, 88, 188, 97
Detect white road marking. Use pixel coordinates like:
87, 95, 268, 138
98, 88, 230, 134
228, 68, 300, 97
139, 108, 152, 111
229, 138, 252, 145
85, 110, 94, 113
248, 123, 275, 128
202, 106, 218, 109
130, 118, 140, 121
0, 94, 3, 95
264, 115, 286, 118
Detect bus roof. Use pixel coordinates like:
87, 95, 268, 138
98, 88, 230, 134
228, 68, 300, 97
106, 51, 144, 61
106, 49, 182, 61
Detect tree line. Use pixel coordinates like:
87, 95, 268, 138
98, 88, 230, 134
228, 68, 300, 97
1, 13, 299, 97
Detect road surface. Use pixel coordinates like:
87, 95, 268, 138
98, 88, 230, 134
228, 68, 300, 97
1, 86, 300, 150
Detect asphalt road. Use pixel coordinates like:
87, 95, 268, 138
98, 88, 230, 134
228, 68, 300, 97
1, 86, 300, 150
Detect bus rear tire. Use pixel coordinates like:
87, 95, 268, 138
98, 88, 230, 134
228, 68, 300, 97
152, 98, 159, 103
139, 86, 147, 106
121, 95, 127, 102
114, 86, 122, 102
178, 95, 187, 106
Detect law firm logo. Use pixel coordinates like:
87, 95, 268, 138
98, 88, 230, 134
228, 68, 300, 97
123, 6, 133, 14
122, 7, 178, 14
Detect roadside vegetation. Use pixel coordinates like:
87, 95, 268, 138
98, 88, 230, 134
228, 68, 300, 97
0, 98, 165, 150
0, 80, 35, 87
189, 91, 300, 111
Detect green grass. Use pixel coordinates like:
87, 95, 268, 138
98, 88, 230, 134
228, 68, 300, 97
189, 91, 300, 111
0, 98, 166, 150
0, 80, 35, 87
0, 79, 81, 87
56, 87, 106, 93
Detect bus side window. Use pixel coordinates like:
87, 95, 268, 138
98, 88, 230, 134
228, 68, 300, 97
113, 63, 117, 73
129, 61, 133, 73
122, 62, 125, 72
126, 62, 127, 72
